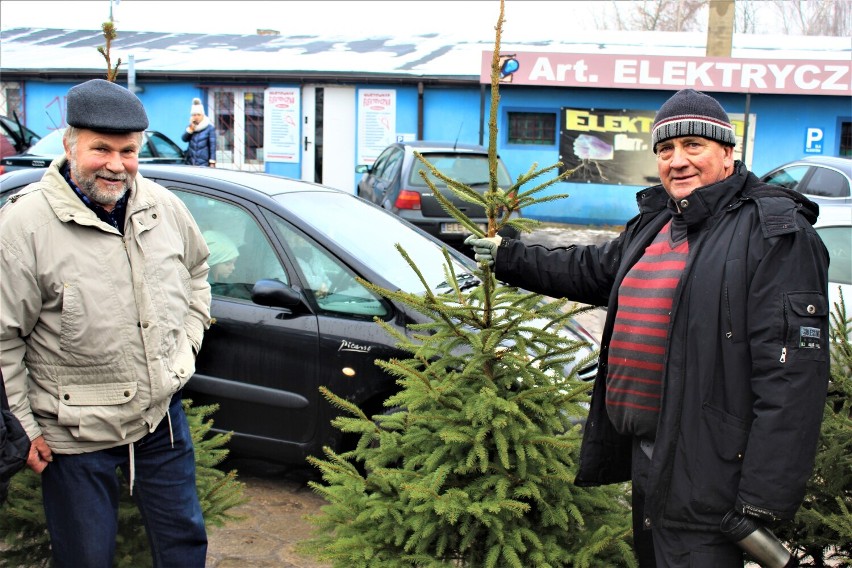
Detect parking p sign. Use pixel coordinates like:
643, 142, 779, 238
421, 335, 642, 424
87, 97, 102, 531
804, 127, 824, 154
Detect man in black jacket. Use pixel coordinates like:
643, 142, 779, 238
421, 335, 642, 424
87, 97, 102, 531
467, 89, 829, 567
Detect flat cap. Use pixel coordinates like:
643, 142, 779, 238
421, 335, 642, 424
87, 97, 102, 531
66, 79, 149, 132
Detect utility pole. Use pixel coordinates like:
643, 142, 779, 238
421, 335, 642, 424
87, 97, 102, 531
706, 0, 735, 57
706, 0, 751, 168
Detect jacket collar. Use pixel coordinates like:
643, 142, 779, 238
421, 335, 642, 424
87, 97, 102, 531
635, 161, 750, 227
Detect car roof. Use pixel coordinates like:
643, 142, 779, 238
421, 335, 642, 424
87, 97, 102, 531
396, 141, 491, 154
776, 155, 852, 175
0, 164, 344, 200
814, 203, 852, 228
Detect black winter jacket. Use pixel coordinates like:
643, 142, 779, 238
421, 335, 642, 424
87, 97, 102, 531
182, 123, 217, 166
494, 162, 829, 531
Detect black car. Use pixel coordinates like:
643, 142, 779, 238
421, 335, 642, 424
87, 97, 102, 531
0, 127, 185, 173
355, 141, 520, 246
759, 155, 851, 205
0, 166, 598, 465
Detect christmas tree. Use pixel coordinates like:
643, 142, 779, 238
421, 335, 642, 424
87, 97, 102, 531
299, 2, 636, 566
0, 400, 246, 567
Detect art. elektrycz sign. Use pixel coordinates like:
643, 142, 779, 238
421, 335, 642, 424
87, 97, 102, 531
484, 52, 851, 96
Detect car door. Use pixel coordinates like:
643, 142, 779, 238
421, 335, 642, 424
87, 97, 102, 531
165, 185, 323, 454
263, 213, 406, 450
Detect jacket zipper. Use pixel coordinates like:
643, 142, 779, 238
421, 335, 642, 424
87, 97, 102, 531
724, 285, 733, 340
780, 301, 788, 363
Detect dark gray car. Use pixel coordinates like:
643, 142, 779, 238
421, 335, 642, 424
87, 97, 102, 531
356, 141, 519, 246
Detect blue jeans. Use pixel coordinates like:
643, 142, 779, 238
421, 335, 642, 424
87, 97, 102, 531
42, 394, 207, 568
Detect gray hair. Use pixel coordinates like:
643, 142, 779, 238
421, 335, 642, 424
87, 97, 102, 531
63, 126, 144, 155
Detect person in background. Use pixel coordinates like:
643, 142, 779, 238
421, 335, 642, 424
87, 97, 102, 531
467, 89, 829, 567
203, 229, 239, 283
0, 79, 212, 567
182, 97, 217, 167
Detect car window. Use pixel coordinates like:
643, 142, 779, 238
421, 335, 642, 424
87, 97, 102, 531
803, 167, 850, 199
0, 115, 41, 156
270, 216, 388, 318
762, 165, 808, 191
26, 129, 65, 158
369, 147, 394, 179
378, 148, 403, 183
816, 226, 851, 286
147, 132, 184, 159
408, 153, 512, 187
171, 190, 289, 300
275, 191, 474, 295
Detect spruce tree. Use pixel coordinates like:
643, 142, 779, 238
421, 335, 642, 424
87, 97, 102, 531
300, 2, 636, 566
0, 400, 247, 568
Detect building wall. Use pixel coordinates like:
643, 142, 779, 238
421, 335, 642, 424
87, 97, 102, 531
18, 79, 849, 226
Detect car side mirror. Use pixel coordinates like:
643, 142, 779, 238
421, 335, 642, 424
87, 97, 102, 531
251, 279, 304, 309
355, 164, 370, 174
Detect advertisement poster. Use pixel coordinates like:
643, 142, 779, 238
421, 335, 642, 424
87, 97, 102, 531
559, 108, 755, 186
263, 88, 300, 163
559, 108, 659, 186
357, 89, 396, 166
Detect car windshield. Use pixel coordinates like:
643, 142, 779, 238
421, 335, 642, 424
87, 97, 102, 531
26, 129, 65, 157
275, 192, 475, 294
408, 153, 512, 187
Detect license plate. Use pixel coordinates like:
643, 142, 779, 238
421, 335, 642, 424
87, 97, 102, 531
441, 222, 485, 235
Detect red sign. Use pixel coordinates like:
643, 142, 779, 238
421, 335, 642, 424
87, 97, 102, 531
484, 52, 852, 96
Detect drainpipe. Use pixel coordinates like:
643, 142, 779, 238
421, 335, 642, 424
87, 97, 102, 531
417, 82, 424, 140
742, 93, 751, 168
479, 84, 486, 146
128, 54, 143, 93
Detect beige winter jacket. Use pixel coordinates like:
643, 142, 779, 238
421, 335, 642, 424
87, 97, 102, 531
0, 158, 211, 453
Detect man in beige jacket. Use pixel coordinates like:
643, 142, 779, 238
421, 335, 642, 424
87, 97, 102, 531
0, 79, 212, 567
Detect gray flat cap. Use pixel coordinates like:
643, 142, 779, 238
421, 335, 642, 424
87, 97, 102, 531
66, 79, 149, 132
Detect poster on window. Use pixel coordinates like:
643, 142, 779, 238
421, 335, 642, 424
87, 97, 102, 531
357, 90, 396, 166
263, 88, 300, 163
559, 108, 756, 187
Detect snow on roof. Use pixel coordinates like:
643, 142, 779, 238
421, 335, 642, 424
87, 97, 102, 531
1, 27, 848, 79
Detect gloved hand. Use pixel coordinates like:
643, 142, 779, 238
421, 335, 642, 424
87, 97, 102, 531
464, 235, 502, 266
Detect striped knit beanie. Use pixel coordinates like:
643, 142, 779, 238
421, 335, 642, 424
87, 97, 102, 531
652, 89, 735, 153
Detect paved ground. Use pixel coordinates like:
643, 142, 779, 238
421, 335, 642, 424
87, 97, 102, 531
205, 223, 620, 568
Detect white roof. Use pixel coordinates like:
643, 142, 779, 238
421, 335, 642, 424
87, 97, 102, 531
1, 27, 848, 78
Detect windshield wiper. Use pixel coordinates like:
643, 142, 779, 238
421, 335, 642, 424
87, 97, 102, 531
436, 273, 481, 293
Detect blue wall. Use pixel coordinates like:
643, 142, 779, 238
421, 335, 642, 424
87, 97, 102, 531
20, 79, 850, 227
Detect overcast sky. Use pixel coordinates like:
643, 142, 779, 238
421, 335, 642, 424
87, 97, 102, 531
0, 1, 607, 40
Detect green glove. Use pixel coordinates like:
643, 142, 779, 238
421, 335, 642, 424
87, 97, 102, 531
464, 235, 502, 266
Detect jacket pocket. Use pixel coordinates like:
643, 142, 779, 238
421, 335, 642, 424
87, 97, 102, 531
167, 333, 196, 392
690, 403, 749, 514
57, 381, 140, 441
783, 292, 828, 362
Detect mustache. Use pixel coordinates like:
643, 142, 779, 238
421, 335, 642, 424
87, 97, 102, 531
96, 170, 129, 182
